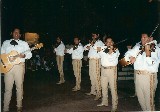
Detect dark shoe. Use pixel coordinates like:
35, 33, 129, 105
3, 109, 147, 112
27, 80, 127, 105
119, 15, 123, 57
85, 92, 92, 95
72, 88, 80, 91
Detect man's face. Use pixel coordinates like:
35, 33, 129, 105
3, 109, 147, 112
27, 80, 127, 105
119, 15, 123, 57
141, 34, 150, 45
92, 33, 99, 39
105, 38, 114, 47
74, 38, 80, 44
56, 37, 61, 43
12, 29, 21, 40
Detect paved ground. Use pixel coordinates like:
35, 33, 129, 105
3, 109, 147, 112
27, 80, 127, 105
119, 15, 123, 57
1, 66, 160, 112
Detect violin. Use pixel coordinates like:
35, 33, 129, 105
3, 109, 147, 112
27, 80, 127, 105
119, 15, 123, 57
90, 39, 98, 46
103, 45, 117, 54
73, 44, 79, 50
139, 41, 156, 56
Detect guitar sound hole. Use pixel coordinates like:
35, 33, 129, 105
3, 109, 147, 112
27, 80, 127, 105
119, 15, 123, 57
9, 56, 16, 62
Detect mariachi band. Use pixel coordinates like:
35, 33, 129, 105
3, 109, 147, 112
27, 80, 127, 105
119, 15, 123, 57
1, 28, 160, 112
53, 31, 160, 111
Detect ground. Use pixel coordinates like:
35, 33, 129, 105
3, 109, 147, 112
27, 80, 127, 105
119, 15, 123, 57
1, 66, 160, 112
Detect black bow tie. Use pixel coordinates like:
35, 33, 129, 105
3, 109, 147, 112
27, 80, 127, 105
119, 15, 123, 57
10, 40, 18, 46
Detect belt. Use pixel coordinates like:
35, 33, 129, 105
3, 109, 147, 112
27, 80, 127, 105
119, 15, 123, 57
135, 70, 156, 75
72, 59, 81, 61
20, 62, 25, 64
101, 66, 116, 69
89, 58, 99, 60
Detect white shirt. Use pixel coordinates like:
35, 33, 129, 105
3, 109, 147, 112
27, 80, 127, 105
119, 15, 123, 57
158, 43, 160, 48
125, 40, 160, 72
54, 41, 65, 56
84, 39, 104, 59
1, 39, 32, 62
67, 43, 84, 59
98, 47, 120, 67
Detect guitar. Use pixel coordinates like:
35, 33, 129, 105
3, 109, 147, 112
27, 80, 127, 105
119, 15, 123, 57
1, 43, 43, 74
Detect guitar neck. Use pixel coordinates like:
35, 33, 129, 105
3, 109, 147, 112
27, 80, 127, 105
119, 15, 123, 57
14, 47, 35, 57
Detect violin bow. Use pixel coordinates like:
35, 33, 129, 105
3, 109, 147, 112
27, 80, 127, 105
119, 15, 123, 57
150, 23, 159, 37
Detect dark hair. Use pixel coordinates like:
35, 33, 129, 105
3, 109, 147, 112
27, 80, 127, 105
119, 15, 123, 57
104, 37, 112, 42
57, 36, 62, 40
74, 36, 81, 40
12, 27, 21, 33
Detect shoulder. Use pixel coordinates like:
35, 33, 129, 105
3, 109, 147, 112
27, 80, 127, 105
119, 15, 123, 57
3, 40, 10, 43
60, 42, 65, 46
96, 40, 104, 44
2, 39, 11, 45
79, 43, 83, 47
97, 39, 103, 43
19, 40, 29, 45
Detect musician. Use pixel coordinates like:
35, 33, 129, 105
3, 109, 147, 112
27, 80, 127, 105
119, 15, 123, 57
124, 33, 160, 111
155, 42, 160, 109
1, 28, 32, 112
96, 38, 119, 112
54, 37, 65, 84
65, 37, 84, 91
84, 32, 104, 100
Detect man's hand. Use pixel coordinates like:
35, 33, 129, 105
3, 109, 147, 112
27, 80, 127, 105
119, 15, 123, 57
64, 49, 67, 53
19, 54, 26, 58
145, 44, 151, 57
86, 46, 90, 50
97, 47, 101, 52
9, 56, 16, 62
129, 56, 136, 64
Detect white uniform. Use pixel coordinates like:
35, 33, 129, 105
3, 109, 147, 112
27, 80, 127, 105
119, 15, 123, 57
125, 40, 160, 111
158, 43, 160, 48
1, 39, 32, 111
98, 47, 120, 111
84, 39, 104, 100
67, 43, 84, 91
54, 41, 65, 84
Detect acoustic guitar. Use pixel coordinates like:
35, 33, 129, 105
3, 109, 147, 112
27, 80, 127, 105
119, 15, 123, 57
1, 43, 43, 74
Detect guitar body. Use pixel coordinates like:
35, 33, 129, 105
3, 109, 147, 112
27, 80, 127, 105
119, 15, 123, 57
1, 43, 43, 74
1, 51, 21, 74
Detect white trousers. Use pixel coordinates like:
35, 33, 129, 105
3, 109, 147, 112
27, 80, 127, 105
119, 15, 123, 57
135, 70, 157, 111
3, 63, 25, 111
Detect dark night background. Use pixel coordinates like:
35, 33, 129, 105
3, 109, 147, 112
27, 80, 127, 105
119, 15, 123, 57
1, 0, 159, 46
1, 1, 160, 111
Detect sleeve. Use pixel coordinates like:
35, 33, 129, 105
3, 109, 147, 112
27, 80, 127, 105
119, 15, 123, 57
94, 41, 104, 47
74, 46, 84, 56
124, 45, 140, 61
67, 48, 73, 54
24, 42, 32, 59
84, 43, 91, 51
54, 48, 57, 52
55, 43, 65, 52
93, 45, 107, 51
1, 41, 7, 54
